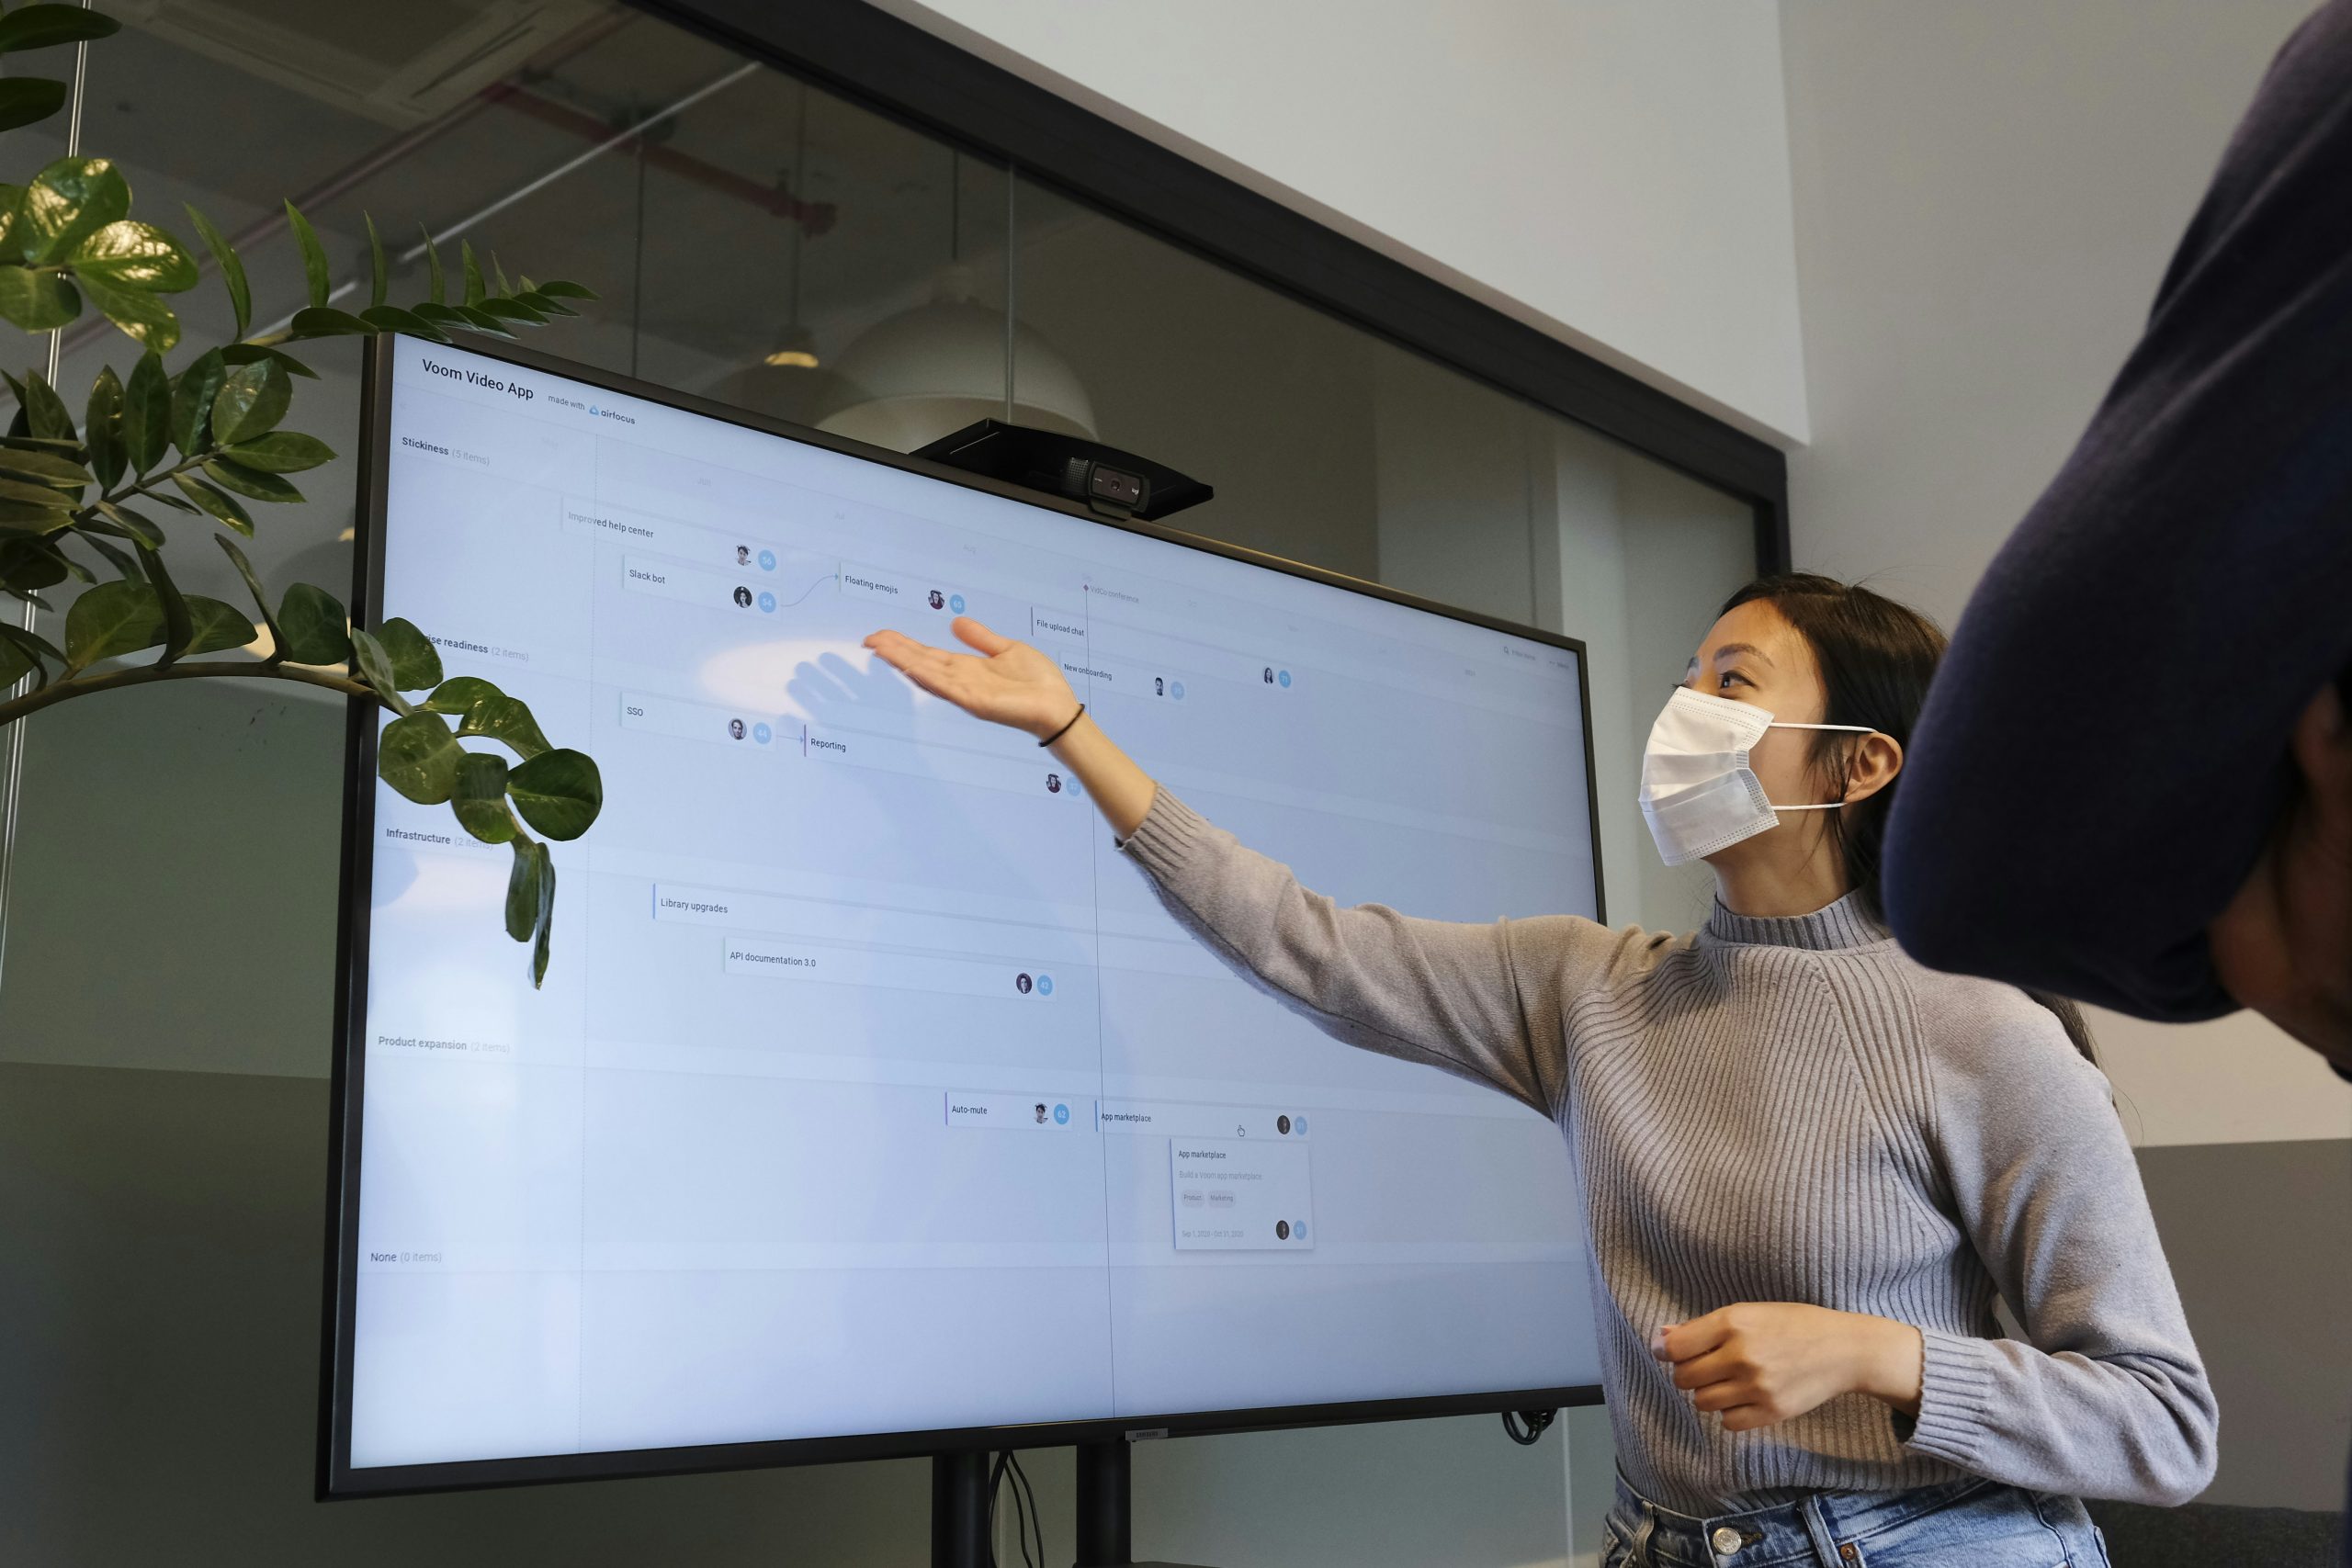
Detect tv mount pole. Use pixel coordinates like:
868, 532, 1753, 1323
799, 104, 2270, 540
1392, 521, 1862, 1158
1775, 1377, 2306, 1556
932, 1440, 1211, 1568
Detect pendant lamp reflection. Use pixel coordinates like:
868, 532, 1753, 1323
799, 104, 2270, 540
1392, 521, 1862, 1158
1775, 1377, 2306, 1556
812, 263, 1094, 452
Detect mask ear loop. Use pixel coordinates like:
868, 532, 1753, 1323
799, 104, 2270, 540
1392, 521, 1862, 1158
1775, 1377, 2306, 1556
1758, 722, 1880, 811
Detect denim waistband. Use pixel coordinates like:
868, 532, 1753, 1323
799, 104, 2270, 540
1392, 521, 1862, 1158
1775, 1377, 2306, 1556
1606, 1472, 1999, 1568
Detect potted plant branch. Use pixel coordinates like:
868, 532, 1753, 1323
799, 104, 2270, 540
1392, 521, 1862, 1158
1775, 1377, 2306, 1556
0, 3, 603, 983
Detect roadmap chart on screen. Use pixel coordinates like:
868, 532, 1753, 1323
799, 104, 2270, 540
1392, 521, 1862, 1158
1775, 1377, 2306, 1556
350, 339, 1601, 1471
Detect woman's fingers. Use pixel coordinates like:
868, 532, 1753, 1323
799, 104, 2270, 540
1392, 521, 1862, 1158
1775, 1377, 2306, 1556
951, 615, 1015, 657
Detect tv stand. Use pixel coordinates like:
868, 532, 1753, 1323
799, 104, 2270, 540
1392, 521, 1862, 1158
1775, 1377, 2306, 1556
927, 1441, 1215, 1568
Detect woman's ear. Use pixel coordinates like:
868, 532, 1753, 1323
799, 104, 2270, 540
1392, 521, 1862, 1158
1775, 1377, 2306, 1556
1841, 733, 1905, 807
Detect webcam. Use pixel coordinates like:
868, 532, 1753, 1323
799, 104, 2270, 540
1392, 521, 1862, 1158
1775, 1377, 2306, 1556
912, 420, 1213, 523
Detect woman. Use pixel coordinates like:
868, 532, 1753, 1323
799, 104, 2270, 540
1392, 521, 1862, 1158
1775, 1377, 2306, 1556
867, 574, 2216, 1566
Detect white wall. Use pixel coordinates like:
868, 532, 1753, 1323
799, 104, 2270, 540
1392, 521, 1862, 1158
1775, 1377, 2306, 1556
865, 0, 1812, 446
1779, 0, 2352, 1151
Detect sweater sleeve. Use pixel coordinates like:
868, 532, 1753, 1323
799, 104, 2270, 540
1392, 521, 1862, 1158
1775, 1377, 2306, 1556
1117, 789, 1668, 1117
1903, 977, 2219, 1506
1883, 0, 2352, 1021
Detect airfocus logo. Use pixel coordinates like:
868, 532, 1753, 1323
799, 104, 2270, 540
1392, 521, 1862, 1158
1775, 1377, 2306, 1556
419, 356, 535, 403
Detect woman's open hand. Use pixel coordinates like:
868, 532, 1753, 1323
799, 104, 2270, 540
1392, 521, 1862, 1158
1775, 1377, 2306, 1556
1654, 1303, 1923, 1432
864, 617, 1080, 739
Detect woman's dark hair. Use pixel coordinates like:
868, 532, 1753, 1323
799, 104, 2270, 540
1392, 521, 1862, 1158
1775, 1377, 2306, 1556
1719, 573, 2098, 1064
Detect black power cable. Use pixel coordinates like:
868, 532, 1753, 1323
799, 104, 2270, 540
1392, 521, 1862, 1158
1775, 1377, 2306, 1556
986, 1450, 1046, 1568
1500, 1408, 1557, 1446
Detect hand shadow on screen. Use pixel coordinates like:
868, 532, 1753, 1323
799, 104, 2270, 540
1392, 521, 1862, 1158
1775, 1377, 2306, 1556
783, 649, 1080, 919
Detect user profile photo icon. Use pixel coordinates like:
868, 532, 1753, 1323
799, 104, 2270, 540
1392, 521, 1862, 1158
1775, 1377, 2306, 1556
950, 593, 966, 614
758, 548, 776, 571
1154, 676, 1164, 696
752, 722, 773, 744
1053, 1103, 1069, 1125
1034, 1102, 1047, 1123
1275, 1220, 1292, 1241
728, 717, 746, 740
732, 585, 753, 609
1261, 666, 1273, 683
758, 590, 776, 613
1035, 975, 1054, 997
928, 589, 945, 610
1277, 1114, 1292, 1135
735, 545, 751, 566
1278, 669, 1292, 688
1015, 972, 1034, 995
1046, 772, 1063, 794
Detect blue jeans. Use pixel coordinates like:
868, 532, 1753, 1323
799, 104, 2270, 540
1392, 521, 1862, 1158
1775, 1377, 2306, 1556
1602, 1473, 2110, 1567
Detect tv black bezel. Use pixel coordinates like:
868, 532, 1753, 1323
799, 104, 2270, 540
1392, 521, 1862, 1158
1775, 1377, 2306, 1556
322, 331, 1608, 1499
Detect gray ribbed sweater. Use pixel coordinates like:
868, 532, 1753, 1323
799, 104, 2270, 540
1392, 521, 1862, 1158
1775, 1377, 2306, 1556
1119, 792, 2218, 1512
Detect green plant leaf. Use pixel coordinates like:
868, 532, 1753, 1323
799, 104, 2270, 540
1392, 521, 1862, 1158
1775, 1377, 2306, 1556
87, 501, 164, 546
491, 253, 512, 297
277, 582, 349, 665
362, 210, 387, 310
121, 348, 168, 472
0, 78, 68, 135
460, 242, 485, 307
182, 203, 249, 340
421, 675, 552, 759
376, 615, 441, 690
0, 6, 123, 52
84, 365, 123, 488
410, 302, 471, 333
0, 475, 73, 508
68, 270, 177, 352
171, 472, 253, 535
449, 304, 514, 338
0, 499, 73, 530
285, 199, 330, 310
0, 184, 27, 265
503, 837, 541, 941
532, 846, 555, 986
18, 157, 129, 265
62, 577, 164, 669
70, 220, 198, 291
0, 533, 69, 593
18, 369, 74, 441
357, 304, 449, 344
449, 751, 517, 843
505, 748, 601, 840
201, 457, 300, 504
531, 279, 596, 300
473, 296, 547, 325
514, 289, 576, 318
219, 431, 332, 473
0, 629, 30, 689
183, 594, 256, 656
0, 446, 91, 486
167, 346, 225, 455
220, 343, 315, 378
0, 615, 65, 666
350, 626, 413, 716
138, 541, 196, 663
0, 265, 78, 331
212, 534, 283, 660
418, 226, 445, 305
74, 530, 141, 582
209, 357, 288, 446
284, 305, 371, 339
377, 709, 460, 802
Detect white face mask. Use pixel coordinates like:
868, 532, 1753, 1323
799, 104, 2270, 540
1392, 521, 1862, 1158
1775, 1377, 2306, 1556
1638, 685, 1879, 867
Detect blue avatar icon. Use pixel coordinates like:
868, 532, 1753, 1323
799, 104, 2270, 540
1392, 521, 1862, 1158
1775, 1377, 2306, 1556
949, 593, 966, 614
1170, 681, 1185, 700
1053, 1103, 1069, 1125
1278, 669, 1292, 688
752, 722, 772, 744
758, 591, 776, 613
1036, 975, 1055, 996
758, 548, 776, 571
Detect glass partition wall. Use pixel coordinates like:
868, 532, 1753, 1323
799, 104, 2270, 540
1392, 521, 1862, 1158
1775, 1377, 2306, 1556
0, 4, 1755, 1562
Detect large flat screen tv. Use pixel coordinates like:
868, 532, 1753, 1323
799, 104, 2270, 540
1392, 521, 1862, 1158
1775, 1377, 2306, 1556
322, 333, 1606, 1496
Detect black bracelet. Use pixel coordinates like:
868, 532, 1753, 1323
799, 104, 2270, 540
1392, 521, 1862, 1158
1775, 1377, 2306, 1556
1037, 703, 1086, 748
